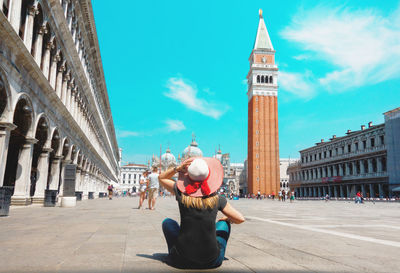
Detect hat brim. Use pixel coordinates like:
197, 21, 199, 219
177, 157, 223, 197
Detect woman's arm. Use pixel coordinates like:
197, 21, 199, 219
158, 158, 194, 194
220, 202, 245, 224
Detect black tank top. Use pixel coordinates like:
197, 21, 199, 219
173, 184, 227, 265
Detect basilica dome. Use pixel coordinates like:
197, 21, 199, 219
161, 147, 176, 167
183, 139, 203, 159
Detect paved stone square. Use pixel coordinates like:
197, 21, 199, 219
1, 197, 400, 273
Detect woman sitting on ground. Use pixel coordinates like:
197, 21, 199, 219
158, 157, 245, 269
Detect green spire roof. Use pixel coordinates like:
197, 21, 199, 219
253, 9, 274, 50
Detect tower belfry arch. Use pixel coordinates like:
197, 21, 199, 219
247, 9, 280, 195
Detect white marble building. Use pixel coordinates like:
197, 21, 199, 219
279, 158, 298, 194
119, 163, 148, 193
0, 0, 120, 205
213, 147, 244, 196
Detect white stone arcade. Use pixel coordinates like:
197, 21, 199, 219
0, 0, 119, 205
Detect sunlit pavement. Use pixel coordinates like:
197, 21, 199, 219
1, 197, 400, 273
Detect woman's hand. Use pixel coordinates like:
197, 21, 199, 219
176, 157, 194, 172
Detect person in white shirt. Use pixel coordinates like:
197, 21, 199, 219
147, 166, 160, 210
138, 171, 148, 209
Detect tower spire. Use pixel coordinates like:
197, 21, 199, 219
254, 9, 273, 50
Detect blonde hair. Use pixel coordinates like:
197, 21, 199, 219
181, 194, 219, 210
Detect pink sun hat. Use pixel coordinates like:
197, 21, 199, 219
177, 157, 224, 197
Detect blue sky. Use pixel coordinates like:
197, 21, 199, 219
92, 0, 400, 164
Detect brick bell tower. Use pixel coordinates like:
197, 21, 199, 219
247, 9, 280, 195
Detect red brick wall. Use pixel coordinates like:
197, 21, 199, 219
248, 95, 280, 195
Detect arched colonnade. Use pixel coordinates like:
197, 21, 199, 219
0, 71, 108, 205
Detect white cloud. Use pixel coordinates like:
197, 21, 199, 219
281, 4, 400, 91
117, 130, 140, 138
165, 119, 186, 132
293, 54, 310, 61
279, 71, 315, 99
165, 77, 228, 119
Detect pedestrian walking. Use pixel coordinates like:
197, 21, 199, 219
290, 192, 295, 203
278, 190, 282, 201
355, 191, 362, 204
138, 170, 148, 209
147, 166, 159, 210
257, 190, 261, 200
282, 190, 286, 202
107, 184, 113, 200
159, 157, 245, 269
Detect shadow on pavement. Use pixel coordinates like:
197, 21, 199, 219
136, 252, 169, 262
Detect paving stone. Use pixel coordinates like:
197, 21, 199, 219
1, 197, 400, 272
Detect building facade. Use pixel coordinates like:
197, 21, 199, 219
119, 163, 148, 193
0, 0, 119, 205
288, 112, 400, 198
279, 158, 297, 194
247, 9, 280, 195
384, 108, 400, 193
214, 147, 245, 196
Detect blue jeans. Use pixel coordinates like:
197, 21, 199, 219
162, 218, 231, 269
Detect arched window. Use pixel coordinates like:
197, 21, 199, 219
269, 76, 273, 84
261, 76, 264, 83
265, 76, 269, 83
257, 75, 260, 83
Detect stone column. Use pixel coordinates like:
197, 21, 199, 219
11, 138, 37, 206
328, 186, 332, 197
23, 5, 37, 53
333, 165, 338, 176
48, 156, 62, 190
339, 164, 344, 176
327, 166, 332, 177
75, 168, 81, 192
369, 184, 375, 198
58, 159, 71, 198
70, 89, 76, 117
333, 186, 338, 198
317, 187, 321, 197
41, 41, 52, 79
368, 159, 373, 174
82, 171, 88, 199
66, 82, 72, 110
72, 24, 78, 43
62, 0, 68, 17
67, 10, 73, 31
32, 148, 52, 204
345, 163, 350, 176
60, 74, 68, 103
378, 184, 383, 198
361, 184, 366, 198
346, 185, 350, 198
377, 157, 383, 173
56, 67, 64, 98
49, 54, 59, 89
351, 162, 356, 175
360, 160, 365, 174
0, 123, 17, 187
340, 185, 344, 198
313, 187, 317, 197
33, 26, 45, 66
9, 0, 22, 33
